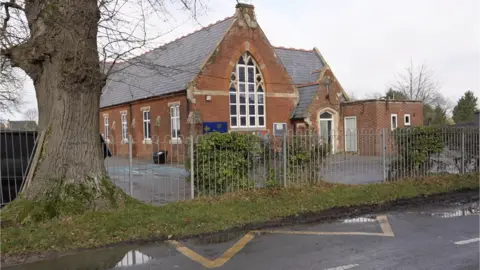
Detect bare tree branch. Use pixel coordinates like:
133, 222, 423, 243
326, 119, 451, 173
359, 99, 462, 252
391, 60, 441, 105
23, 107, 37, 122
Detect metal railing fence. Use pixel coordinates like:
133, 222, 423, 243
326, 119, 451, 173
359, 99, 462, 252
1, 126, 478, 206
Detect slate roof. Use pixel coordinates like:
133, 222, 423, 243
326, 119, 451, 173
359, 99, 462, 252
290, 84, 319, 119
100, 17, 235, 108
6, 121, 38, 131
274, 48, 324, 85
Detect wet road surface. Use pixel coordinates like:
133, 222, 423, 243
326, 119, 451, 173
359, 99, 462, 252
5, 201, 479, 270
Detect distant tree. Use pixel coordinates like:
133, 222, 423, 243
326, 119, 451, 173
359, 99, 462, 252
23, 108, 38, 123
385, 88, 408, 100
452, 90, 478, 124
0, 58, 24, 114
423, 104, 449, 126
391, 61, 440, 105
432, 105, 448, 126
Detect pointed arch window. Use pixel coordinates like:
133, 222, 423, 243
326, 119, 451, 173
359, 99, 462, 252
229, 52, 265, 128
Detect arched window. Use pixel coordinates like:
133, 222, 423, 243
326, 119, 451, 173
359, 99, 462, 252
229, 52, 265, 128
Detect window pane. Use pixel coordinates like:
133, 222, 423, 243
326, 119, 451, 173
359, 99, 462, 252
239, 93, 246, 103
258, 117, 265, 126
230, 93, 236, 103
240, 116, 247, 126
247, 58, 254, 66
239, 66, 245, 82
258, 105, 264, 115
249, 116, 255, 126
238, 57, 245, 65
172, 119, 177, 130
255, 66, 259, 74
249, 105, 255, 115
240, 105, 246, 115
248, 67, 254, 82
248, 84, 254, 93
230, 105, 237, 115
229, 86, 236, 92
258, 85, 264, 92
230, 72, 236, 81
248, 94, 255, 104
258, 94, 264, 104
239, 83, 246, 92
231, 116, 237, 126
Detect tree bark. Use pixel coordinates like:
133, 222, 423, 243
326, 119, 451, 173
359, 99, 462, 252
2, 0, 124, 221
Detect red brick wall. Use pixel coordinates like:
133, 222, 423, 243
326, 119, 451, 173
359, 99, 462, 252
299, 70, 346, 151
191, 17, 297, 133
341, 100, 424, 155
100, 93, 188, 163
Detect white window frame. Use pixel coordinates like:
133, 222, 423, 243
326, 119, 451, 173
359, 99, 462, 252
344, 116, 357, 152
229, 52, 266, 129
391, 114, 398, 130
143, 110, 151, 143
404, 114, 411, 126
103, 115, 109, 142
170, 104, 181, 144
319, 111, 335, 153
120, 112, 128, 143
273, 122, 287, 137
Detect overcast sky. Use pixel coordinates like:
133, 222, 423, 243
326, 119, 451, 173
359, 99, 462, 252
9, 0, 479, 120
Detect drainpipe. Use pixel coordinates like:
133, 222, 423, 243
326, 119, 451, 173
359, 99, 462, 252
129, 103, 134, 156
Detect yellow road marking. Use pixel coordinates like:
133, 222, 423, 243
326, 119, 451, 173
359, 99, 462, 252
253, 215, 395, 237
168, 215, 395, 268
376, 215, 395, 237
251, 230, 389, 236
167, 232, 255, 268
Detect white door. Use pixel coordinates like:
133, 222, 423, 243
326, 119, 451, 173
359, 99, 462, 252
319, 112, 335, 152
344, 117, 357, 152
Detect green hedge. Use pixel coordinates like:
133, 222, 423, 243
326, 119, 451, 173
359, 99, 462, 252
388, 126, 444, 180
186, 132, 262, 195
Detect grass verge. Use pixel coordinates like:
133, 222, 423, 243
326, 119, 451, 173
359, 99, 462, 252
1, 173, 479, 257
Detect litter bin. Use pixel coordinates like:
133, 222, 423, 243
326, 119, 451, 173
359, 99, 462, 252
153, 150, 168, 164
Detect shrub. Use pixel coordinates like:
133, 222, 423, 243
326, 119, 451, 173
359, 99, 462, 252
287, 136, 329, 184
185, 132, 262, 195
388, 126, 444, 180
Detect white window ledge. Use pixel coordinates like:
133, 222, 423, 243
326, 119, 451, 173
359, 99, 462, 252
230, 127, 267, 132
143, 139, 152, 144
170, 138, 182, 144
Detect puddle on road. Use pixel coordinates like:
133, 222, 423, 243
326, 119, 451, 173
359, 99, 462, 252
342, 216, 377, 223
423, 202, 479, 218
114, 250, 152, 268
3, 245, 157, 270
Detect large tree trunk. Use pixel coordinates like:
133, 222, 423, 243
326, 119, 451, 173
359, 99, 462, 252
2, 0, 125, 222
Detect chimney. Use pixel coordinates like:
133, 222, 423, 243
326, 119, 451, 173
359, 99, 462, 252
235, 3, 258, 28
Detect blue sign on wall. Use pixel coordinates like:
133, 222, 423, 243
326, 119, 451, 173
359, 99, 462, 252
203, 122, 228, 134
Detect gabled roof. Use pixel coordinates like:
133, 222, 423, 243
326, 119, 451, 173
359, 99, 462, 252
100, 17, 235, 108
290, 84, 319, 119
274, 47, 324, 85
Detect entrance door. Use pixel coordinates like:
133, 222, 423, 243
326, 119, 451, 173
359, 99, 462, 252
319, 112, 334, 152
344, 117, 357, 152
